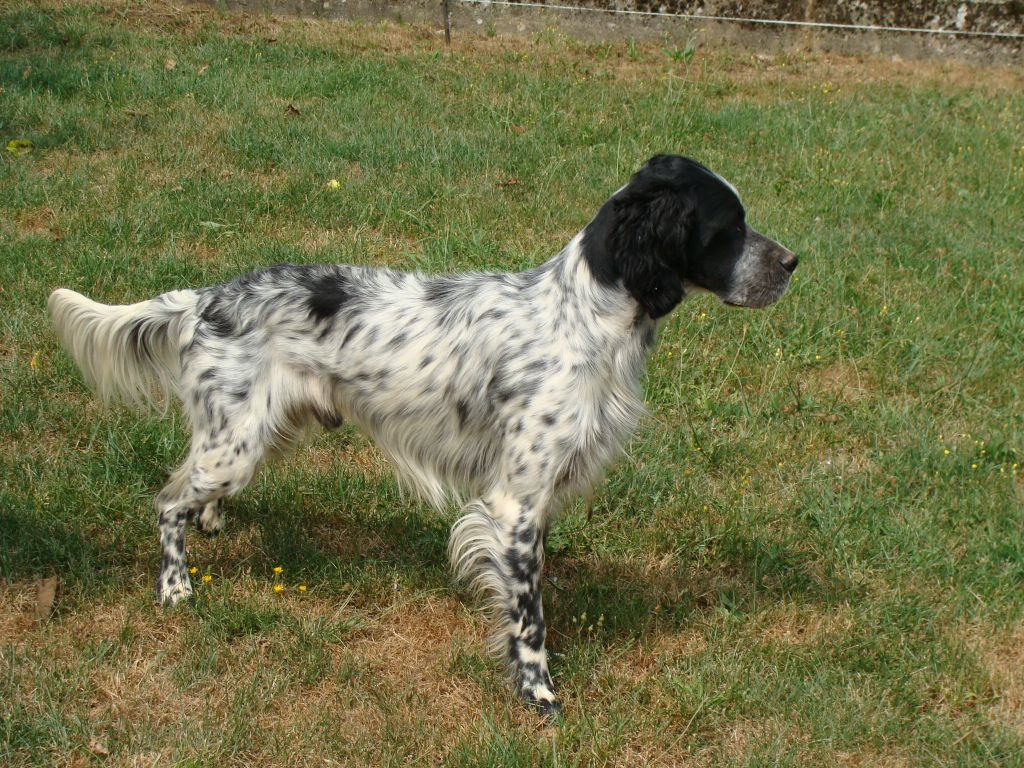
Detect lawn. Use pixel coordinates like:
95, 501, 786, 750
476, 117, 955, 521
2, 1, 1023, 765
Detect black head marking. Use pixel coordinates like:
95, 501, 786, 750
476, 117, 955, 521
582, 154, 747, 318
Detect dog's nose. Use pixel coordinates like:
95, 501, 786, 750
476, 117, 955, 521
780, 252, 799, 273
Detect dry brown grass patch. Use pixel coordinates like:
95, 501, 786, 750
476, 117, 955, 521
967, 620, 1024, 736
298, 432, 391, 478
265, 593, 496, 764
13, 204, 62, 239
0, 579, 41, 639
605, 627, 708, 683
834, 749, 915, 767
753, 601, 855, 647
722, 50, 1023, 96
811, 359, 873, 402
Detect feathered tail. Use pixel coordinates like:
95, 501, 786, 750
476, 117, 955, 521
48, 287, 199, 411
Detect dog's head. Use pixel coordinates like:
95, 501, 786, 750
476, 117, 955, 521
582, 154, 798, 318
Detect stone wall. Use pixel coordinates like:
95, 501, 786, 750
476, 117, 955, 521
213, 0, 1024, 61
579, 1, 1024, 36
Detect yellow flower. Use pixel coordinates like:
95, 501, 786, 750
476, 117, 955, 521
971, 464, 978, 470
6, 138, 33, 156
273, 584, 284, 593
272, 566, 283, 574
298, 585, 307, 593
189, 566, 198, 575
943, 449, 950, 456
202, 574, 212, 584
327, 178, 341, 190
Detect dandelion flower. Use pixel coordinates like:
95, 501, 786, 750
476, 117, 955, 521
273, 566, 283, 575
273, 584, 284, 593
298, 585, 307, 593
202, 574, 212, 584
327, 179, 341, 190
189, 566, 198, 575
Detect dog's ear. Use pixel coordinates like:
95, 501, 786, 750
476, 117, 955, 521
581, 159, 700, 319
612, 190, 693, 318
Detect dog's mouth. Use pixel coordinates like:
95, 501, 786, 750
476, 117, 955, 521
689, 286, 783, 310
718, 290, 785, 310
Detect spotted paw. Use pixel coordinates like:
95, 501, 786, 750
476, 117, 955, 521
156, 573, 194, 606
535, 697, 563, 721
523, 688, 563, 720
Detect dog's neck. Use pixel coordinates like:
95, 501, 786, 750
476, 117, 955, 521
541, 232, 664, 352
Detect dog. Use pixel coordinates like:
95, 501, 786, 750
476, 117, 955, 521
49, 154, 797, 715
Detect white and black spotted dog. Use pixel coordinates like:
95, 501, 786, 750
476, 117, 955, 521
49, 154, 797, 715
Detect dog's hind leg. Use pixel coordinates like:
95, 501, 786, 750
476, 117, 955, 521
155, 428, 265, 605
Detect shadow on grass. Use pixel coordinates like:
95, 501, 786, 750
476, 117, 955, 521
4, 475, 852, 653
0, 498, 150, 590
216, 493, 855, 649
544, 531, 856, 652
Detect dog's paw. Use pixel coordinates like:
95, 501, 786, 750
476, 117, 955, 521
522, 686, 563, 721
156, 572, 194, 606
534, 697, 563, 721
194, 502, 224, 537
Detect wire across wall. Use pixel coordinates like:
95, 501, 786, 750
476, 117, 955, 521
452, 0, 1024, 40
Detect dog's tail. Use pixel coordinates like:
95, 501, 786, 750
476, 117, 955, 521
48, 287, 199, 411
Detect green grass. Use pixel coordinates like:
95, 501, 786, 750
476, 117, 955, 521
2, 1, 1024, 765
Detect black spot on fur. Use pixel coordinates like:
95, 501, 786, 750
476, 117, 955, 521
424, 277, 461, 305
200, 298, 236, 337
304, 273, 350, 322
456, 399, 470, 430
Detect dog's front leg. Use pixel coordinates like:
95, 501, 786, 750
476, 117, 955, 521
449, 490, 560, 716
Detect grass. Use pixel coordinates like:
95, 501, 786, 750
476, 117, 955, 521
2, 0, 1023, 764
